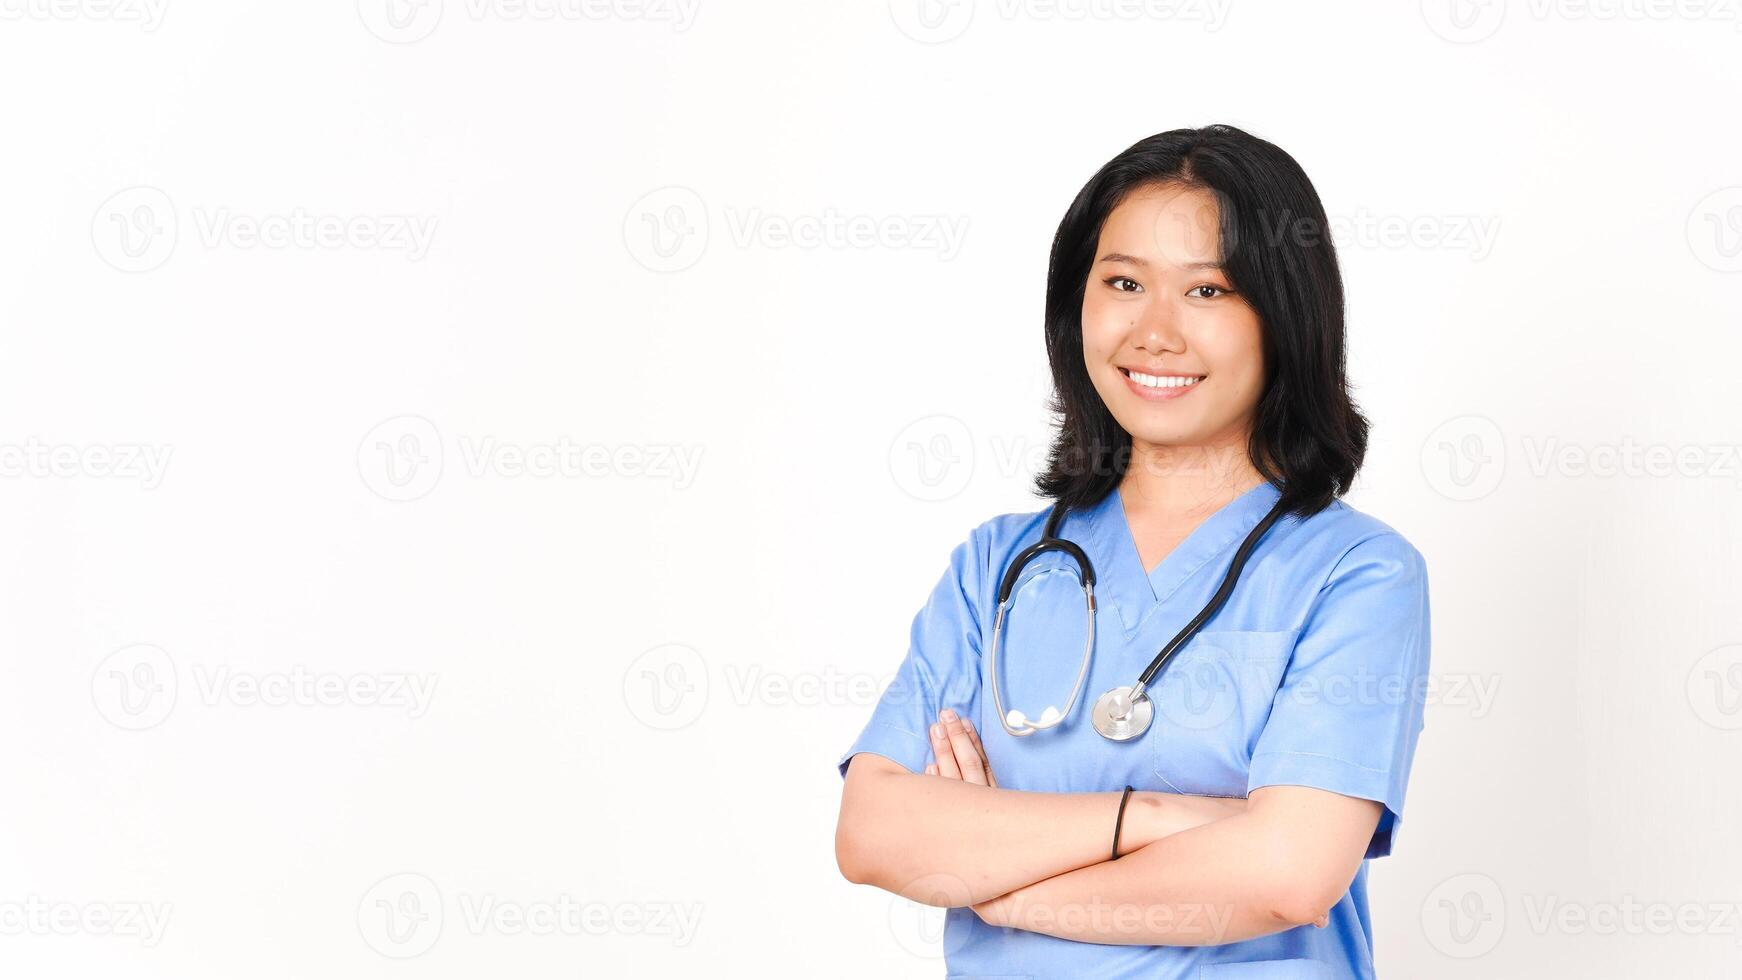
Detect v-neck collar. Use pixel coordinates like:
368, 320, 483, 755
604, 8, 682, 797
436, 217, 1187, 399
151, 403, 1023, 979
1070, 479, 1282, 634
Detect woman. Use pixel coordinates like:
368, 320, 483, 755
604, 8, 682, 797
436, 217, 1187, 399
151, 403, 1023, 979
834, 125, 1432, 979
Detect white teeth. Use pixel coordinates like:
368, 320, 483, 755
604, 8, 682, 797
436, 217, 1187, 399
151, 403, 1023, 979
1126, 370, 1203, 389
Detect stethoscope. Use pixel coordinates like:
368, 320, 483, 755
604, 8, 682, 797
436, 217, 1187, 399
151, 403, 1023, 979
988, 491, 1292, 742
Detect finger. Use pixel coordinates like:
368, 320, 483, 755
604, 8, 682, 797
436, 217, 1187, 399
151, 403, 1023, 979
924, 763, 937, 776
962, 718, 996, 787
940, 709, 988, 785
929, 718, 962, 780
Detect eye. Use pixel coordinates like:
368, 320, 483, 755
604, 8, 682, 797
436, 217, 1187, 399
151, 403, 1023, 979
1187, 284, 1232, 299
1103, 276, 1143, 294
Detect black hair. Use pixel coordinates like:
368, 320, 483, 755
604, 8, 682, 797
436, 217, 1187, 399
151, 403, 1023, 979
1033, 124, 1367, 518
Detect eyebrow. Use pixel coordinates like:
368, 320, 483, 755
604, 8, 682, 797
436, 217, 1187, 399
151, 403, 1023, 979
1096, 252, 1222, 271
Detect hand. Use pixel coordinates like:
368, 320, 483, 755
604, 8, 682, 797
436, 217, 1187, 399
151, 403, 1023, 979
924, 708, 996, 787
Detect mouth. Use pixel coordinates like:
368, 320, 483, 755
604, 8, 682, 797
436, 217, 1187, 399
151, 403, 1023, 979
1118, 367, 1205, 401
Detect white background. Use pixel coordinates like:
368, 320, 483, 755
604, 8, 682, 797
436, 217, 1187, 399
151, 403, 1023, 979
2, 1, 1740, 977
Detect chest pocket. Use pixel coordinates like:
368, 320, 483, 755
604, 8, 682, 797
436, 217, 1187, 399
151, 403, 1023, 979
1147, 629, 1296, 796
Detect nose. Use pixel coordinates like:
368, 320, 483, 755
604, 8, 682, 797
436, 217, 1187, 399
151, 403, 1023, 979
1132, 301, 1186, 356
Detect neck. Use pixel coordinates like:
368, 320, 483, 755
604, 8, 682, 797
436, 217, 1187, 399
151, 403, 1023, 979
1118, 431, 1265, 517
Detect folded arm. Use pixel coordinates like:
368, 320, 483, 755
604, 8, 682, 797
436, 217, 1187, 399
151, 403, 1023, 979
971, 784, 1381, 945
834, 710, 1246, 907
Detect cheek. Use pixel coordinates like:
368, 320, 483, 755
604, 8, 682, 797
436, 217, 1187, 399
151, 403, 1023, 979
1079, 300, 1124, 358
1196, 316, 1265, 395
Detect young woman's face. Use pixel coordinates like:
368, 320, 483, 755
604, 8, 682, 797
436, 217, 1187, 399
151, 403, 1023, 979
1081, 182, 1265, 460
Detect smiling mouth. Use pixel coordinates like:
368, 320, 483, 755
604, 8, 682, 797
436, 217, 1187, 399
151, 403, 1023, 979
1119, 368, 1206, 390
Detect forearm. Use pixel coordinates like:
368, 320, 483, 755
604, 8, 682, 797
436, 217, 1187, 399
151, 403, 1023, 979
838, 763, 1138, 906
837, 757, 1245, 907
972, 812, 1319, 946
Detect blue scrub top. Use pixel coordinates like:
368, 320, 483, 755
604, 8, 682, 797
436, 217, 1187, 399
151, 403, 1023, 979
837, 480, 1432, 979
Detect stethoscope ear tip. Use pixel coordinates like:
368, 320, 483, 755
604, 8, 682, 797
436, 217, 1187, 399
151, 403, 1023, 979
1005, 705, 1064, 734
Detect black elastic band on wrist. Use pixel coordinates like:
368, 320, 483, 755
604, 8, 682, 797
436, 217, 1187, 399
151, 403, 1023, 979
1111, 785, 1135, 861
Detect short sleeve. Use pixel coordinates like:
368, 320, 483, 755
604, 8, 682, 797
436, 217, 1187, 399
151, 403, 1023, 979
1247, 532, 1432, 858
835, 528, 987, 779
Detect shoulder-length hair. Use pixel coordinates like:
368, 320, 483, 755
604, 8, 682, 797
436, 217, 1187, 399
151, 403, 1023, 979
1033, 124, 1367, 518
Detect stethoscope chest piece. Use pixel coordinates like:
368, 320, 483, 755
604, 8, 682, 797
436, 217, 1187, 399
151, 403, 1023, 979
1091, 686, 1153, 741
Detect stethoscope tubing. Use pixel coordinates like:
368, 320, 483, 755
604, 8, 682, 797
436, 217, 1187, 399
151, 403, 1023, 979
988, 490, 1293, 740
